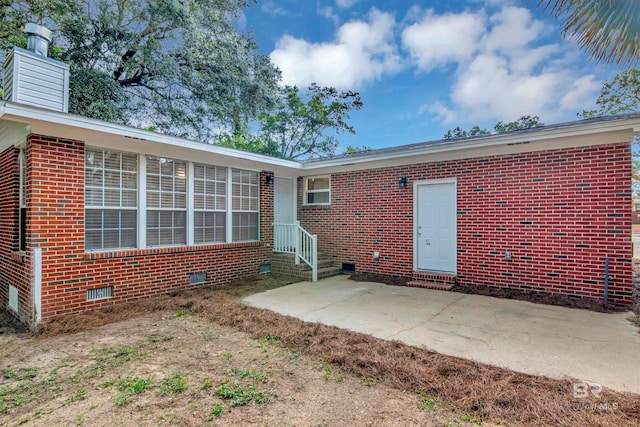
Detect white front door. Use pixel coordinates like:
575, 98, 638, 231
274, 178, 294, 224
415, 181, 456, 273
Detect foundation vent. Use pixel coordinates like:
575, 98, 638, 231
8, 285, 18, 312
87, 286, 113, 301
189, 272, 207, 284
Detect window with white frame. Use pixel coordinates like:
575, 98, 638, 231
85, 148, 138, 250
193, 163, 226, 244
231, 169, 259, 241
304, 176, 330, 205
146, 157, 187, 246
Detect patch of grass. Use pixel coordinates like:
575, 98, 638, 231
65, 389, 88, 405
418, 391, 439, 411
174, 309, 193, 317
359, 376, 379, 386
257, 334, 279, 345
209, 403, 224, 419
113, 376, 153, 406
228, 367, 269, 383
222, 353, 233, 362
460, 413, 482, 425
215, 381, 274, 407
201, 378, 214, 390
147, 335, 174, 344
1, 367, 39, 380
159, 371, 187, 395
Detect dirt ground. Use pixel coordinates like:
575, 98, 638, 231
0, 276, 468, 427
1, 274, 639, 427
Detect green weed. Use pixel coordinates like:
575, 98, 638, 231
114, 376, 153, 406
159, 371, 187, 395
209, 403, 224, 419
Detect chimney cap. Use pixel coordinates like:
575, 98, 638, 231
25, 23, 52, 42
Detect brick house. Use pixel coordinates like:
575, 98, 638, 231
1, 39, 638, 328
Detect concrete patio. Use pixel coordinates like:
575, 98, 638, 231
243, 275, 640, 394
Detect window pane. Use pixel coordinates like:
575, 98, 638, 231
84, 149, 138, 250
232, 212, 258, 242
308, 192, 330, 204
307, 177, 329, 190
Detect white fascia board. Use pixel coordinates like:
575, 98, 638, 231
301, 117, 640, 172
0, 101, 301, 171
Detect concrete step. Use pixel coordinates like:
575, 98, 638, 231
270, 252, 341, 280
406, 280, 453, 291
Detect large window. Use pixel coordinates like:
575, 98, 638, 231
146, 157, 187, 246
194, 163, 226, 244
85, 148, 138, 250
84, 149, 260, 250
232, 169, 259, 241
304, 176, 330, 205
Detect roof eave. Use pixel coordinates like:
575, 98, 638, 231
0, 101, 302, 170
301, 116, 640, 170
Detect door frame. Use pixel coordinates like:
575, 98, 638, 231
413, 177, 457, 273
274, 176, 297, 224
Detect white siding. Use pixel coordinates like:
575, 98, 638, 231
2, 48, 69, 113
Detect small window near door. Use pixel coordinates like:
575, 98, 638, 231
304, 176, 330, 205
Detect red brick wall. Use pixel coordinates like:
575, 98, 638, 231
23, 134, 273, 322
0, 146, 31, 323
299, 143, 633, 305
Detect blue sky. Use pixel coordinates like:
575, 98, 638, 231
241, 0, 622, 151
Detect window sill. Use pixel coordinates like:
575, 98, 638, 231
302, 204, 331, 210
85, 241, 261, 260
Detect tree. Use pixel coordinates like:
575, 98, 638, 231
577, 68, 640, 197
579, 69, 640, 118
228, 84, 362, 160
444, 116, 544, 139
533, 0, 640, 65
1, 0, 281, 140
344, 144, 371, 154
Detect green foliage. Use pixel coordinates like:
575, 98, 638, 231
344, 144, 371, 154
250, 84, 363, 160
209, 403, 224, 418
493, 115, 544, 133
534, 0, 640, 65
159, 371, 187, 395
2, 0, 280, 140
578, 69, 640, 197
579, 69, 640, 119
113, 376, 153, 406
215, 381, 272, 406
443, 116, 544, 139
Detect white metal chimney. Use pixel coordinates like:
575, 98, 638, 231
25, 23, 52, 57
2, 23, 70, 113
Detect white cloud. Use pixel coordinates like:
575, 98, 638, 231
270, 9, 402, 89
402, 9, 486, 72
336, 0, 359, 8
261, 0, 286, 16
421, 102, 457, 124
404, 6, 600, 123
480, 6, 545, 53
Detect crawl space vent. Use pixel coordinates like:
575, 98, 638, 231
87, 286, 113, 301
190, 272, 207, 284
